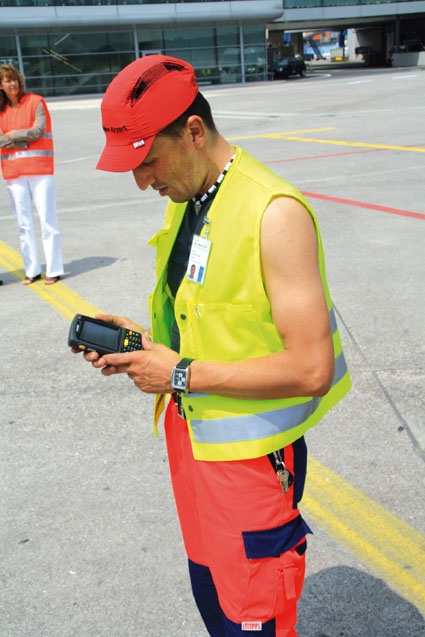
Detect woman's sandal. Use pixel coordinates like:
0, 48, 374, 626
44, 276, 61, 285
22, 273, 42, 285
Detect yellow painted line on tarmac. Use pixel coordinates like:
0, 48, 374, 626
0, 240, 102, 320
2, 239, 425, 613
228, 127, 337, 140
266, 134, 425, 153
304, 457, 425, 613
229, 130, 425, 153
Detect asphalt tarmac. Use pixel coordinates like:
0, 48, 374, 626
1, 65, 424, 637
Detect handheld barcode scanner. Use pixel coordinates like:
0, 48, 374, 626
68, 314, 143, 356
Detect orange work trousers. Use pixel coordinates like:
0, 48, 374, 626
164, 398, 311, 636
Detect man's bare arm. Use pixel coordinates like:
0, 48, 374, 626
188, 196, 335, 399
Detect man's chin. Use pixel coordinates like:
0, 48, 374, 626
168, 193, 189, 204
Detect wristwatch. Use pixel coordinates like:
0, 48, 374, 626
171, 358, 194, 393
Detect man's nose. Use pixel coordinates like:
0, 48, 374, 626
132, 166, 153, 191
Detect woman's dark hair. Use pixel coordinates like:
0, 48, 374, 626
159, 91, 217, 138
0, 64, 26, 112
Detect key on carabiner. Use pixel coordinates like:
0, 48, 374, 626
277, 467, 293, 493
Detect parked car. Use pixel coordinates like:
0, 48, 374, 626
271, 56, 307, 79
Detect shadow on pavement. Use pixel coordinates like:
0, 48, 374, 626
0, 256, 117, 285
63, 256, 117, 277
298, 566, 425, 637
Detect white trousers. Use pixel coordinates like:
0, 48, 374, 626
6, 175, 64, 278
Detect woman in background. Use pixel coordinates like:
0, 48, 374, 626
0, 64, 63, 285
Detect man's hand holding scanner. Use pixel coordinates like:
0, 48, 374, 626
71, 313, 181, 394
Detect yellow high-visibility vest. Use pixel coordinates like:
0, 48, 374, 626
149, 146, 351, 461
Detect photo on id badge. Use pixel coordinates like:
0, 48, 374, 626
186, 235, 211, 285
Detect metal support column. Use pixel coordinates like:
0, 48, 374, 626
239, 25, 245, 84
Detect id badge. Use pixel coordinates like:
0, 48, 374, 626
186, 235, 211, 285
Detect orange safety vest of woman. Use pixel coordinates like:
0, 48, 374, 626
0, 93, 54, 180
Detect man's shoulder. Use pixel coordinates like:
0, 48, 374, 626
234, 147, 300, 196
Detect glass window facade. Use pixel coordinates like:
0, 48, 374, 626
11, 32, 135, 95
0, 25, 266, 96
0, 35, 18, 67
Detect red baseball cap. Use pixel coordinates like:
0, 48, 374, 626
97, 55, 199, 172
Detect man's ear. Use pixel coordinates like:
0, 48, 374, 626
186, 115, 205, 148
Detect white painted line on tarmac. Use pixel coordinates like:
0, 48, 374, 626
48, 98, 102, 110
392, 74, 418, 80
58, 155, 100, 164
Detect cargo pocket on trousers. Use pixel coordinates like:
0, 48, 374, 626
240, 514, 312, 618
242, 513, 312, 560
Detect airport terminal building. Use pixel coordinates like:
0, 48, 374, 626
0, 0, 424, 97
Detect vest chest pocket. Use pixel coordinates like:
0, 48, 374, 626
182, 301, 279, 361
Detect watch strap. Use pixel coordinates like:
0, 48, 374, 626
175, 357, 194, 370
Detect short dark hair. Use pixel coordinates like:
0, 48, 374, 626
159, 91, 217, 138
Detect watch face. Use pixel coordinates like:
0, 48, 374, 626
173, 368, 188, 391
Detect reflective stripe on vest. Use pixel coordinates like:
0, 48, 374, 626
190, 352, 347, 445
187, 308, 347, 445
1, 149, 54, 162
